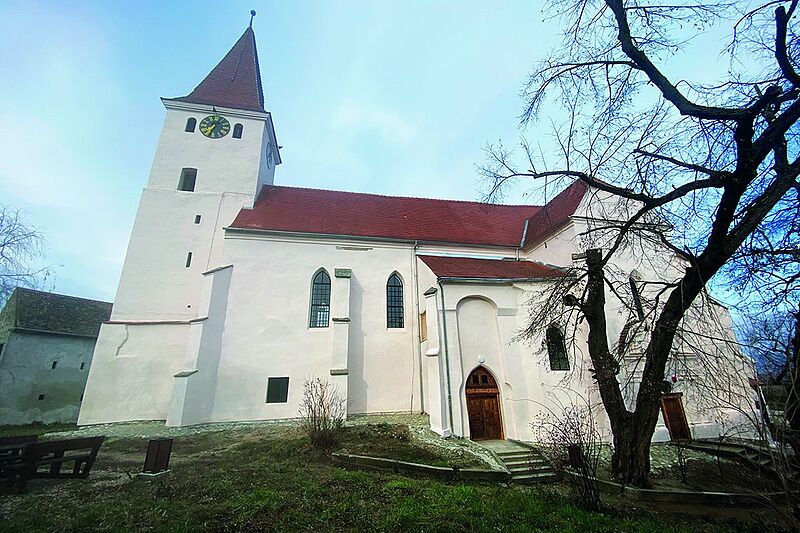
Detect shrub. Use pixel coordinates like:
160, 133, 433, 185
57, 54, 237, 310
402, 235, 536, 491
298, 377, 345, 449
532, 399, 602, 510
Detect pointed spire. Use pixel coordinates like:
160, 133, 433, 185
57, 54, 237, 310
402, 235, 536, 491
173, 19, 265, 112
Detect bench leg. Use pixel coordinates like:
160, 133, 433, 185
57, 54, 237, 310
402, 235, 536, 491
49, 451, 65, 476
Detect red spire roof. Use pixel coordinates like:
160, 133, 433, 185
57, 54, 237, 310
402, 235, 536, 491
172, 27, 265, 112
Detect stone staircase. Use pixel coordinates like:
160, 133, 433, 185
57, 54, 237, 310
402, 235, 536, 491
680, 439, 798, 483
481, 440, 559, 483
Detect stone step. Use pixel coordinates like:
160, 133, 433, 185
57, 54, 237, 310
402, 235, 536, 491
496, 451, 538, 460
507, 464, 555, 474
503, 458, 549, 468
511, 471, 560, 483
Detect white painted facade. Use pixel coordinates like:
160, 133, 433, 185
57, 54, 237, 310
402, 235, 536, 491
79, 32, 758, 446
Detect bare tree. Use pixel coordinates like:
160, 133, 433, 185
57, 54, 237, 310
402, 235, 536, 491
0, 206, 49, 304
481, 0, 800, 486
298, 377, 346, 449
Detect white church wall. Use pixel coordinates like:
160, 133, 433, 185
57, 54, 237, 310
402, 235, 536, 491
520, 199, 758, 443
166, 265, 234, 427
112, 189, 251, 320
78, 322, 188, 424
205, 234, 419, 423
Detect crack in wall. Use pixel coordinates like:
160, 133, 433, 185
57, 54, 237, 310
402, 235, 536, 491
113, 325, 130, 357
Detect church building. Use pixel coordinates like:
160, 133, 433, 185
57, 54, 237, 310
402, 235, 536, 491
79, 22, 758, 443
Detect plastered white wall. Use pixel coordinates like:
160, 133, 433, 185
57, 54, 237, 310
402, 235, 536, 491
78, 322, 189, 424
205, 234, 420, 423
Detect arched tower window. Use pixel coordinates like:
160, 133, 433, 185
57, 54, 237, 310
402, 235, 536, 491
185, 117, 197, 133
546, 325, 569, 371
387, 273, 404, 328
309, 270, 331, 328
233, 123, 243, 139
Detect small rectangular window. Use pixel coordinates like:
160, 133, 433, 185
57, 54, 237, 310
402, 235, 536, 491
80, 362, 86, 370
178, 168, 197, 191
38, 394, 45, 401
194, 215, 202, 224
51, 361, 57, 369
419, 311, 428, 342
80, 393, 84, 402
266, 377, 289, 403
185, 252, 193, 268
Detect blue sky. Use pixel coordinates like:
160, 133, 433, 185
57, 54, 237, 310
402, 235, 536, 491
0, 1, 736, 303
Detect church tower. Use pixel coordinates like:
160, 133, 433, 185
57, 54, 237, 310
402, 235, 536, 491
113, 21, 281, 321
78, 19, 280, 424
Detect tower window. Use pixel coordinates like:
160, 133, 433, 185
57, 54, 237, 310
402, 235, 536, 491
194, 215, 202, 224
178, 168, 197, 192
233, 123, 243, 139
80, 362, 86, 370
38, 394, 45, 401
185, 252, 193, 268
51, 361, 58, 369
185, 117, 197, 133
387, 273, 404, 328
309, 270, 331, 328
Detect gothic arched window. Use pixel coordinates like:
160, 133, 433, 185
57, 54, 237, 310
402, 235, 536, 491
233, 123, 243, 139
629, 275, 645, 320
185, 117, 197, 133
387, 273, 404, 328
309, 270, 331, 328
546, 325, 569, 371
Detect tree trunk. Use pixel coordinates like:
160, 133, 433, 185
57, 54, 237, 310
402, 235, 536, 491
786, 308, 800, 460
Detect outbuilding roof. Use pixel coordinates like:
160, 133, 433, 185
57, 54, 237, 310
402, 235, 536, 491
418, 255, 565, 280
0, 288, 112, 338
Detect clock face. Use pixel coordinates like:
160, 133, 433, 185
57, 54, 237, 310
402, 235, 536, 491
199, 114, 231, 138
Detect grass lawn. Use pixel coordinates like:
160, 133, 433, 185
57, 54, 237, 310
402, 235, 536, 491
0, 422, 784, 532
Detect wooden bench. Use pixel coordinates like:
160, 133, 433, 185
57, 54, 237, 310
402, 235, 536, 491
0, 435, 38, 473
1, 436, 105, 491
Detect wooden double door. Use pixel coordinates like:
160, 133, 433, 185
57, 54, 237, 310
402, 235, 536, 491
660, 393, 691, 441
465, 367, 504, 440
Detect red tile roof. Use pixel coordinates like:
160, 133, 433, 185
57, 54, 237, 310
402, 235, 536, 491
231, 186, 542, 247
419, 255, 565, 280
523, 180, 588, 247
170, 27, 265, 112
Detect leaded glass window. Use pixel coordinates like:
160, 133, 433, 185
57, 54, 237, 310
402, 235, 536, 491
387, 273, 404, 328
309, 270, 331, 328
546, 325, 570, 371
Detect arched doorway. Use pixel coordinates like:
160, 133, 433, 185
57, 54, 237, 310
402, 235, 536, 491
465, 367, 503, 440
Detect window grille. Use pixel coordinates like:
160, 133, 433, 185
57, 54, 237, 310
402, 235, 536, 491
387, 274, 403, 328
309, 270, 331, 328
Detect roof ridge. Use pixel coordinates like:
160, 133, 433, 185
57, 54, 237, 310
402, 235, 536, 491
15, 287, 112, 306
262, 184, 543, 210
